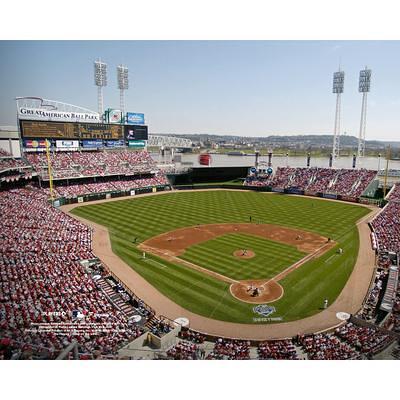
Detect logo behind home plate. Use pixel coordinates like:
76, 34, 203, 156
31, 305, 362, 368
253, 304, 276, 317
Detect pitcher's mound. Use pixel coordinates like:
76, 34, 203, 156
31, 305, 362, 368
233, 249, 255, 259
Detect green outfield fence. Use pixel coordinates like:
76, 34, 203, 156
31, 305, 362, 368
51, 185, 171, 207
174, 183, 383, 206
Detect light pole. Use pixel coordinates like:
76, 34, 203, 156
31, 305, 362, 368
94, 59, 107, 116
117, 64, 129, 118
357, 67, 372, 165
332, 69, 344, 164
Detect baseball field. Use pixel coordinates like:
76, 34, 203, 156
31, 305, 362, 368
71, 190, 371, 324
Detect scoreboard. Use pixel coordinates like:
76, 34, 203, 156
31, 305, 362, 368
20, 120, 124, 140
79, 123, 123, 140
20, 121, 78, 138
124, 125, 148, 141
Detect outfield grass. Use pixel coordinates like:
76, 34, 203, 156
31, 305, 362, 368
180, 233, 306, 281
71, 190, 370, 324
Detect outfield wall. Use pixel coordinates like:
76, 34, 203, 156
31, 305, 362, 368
175, 183, 381, 205
50, 179, 381, 208
52, 185, 171, 207
173, 166, 250, 185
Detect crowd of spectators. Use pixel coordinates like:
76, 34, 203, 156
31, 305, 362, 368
54, 183, 93, 199
178, 329, 206, 344
306, 168, 338, 193
166, 341, 202, 360
0, 157, 28, 171
0, 149, 11, 157
245, 167, 376, 199
347, 169, 376, 198
244, 174, 274, 187
26, 152, 80, 179
270, 167, 297, 189
166, 320, 396, 359
46, 174, 169, 199
25, 149, 158, 179
108, 174, 168, 192
257, 339, 299, 360
370, 202, 400, 253
329, 169, 361, 194
388, 184, 400, 202
0, 187, 145, 359
297, 333, 360, 360
287, 167, 316, 189
206, 338, 250, 360
334, 322, 391, 356
0, 150, 32, 183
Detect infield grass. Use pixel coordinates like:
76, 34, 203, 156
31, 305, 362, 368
180, 233, 306, 281
71, 190, 371, 324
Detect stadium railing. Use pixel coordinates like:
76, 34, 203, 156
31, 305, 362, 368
102, 263, 156, 317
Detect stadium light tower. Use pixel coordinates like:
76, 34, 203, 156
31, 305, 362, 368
357, 66, 372, 161
117, 64, 129, 116
332, 69, 345, 162
94, 59, 107, 116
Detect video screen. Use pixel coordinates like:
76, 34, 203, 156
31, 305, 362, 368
124, 125, 148, 141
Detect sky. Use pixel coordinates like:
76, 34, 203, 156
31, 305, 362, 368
1, 40, 400, 141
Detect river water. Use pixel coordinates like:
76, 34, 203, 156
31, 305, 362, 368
153, 152, 400, 171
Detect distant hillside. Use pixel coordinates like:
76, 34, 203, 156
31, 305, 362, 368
151, 133, 400, 149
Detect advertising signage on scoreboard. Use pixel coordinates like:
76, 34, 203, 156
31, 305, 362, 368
23, 139, 47, 149
56, 140, 79, 149
128, 140, 146, 148
126, 112, 145, 125
82, 140, 104, 148
105, 109, 123, 124
124, 125, 148, 141
104, 140, 125, 148
20, 120, 123, 140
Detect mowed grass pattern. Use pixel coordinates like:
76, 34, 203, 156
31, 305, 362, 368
71, 190, 371, 324
180, 233, 306, 281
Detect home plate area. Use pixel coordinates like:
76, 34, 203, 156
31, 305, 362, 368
230, 279, 284, 303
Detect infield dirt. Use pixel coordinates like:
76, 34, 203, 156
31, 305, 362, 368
140, 222, 328, 256
139, 222, 334, 303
